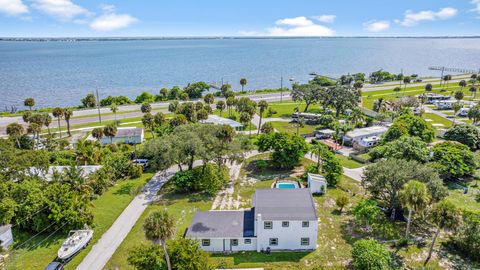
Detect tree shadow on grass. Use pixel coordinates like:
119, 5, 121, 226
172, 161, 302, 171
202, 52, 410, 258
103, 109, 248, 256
113, 182, 134, 195
12, 228, 64, 252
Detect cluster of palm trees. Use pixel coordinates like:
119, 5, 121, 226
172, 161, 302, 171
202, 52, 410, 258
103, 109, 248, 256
91, 123, 117, 144
7, 106, 72, 149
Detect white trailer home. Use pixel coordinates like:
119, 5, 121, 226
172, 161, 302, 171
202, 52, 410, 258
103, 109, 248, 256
186, 189, 318, 252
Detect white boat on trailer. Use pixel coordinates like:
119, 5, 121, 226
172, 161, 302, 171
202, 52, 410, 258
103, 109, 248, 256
57, 229, 93, 260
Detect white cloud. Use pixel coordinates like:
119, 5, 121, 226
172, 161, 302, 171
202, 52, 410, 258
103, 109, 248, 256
267, 24, 334, 36
363, 20, 390, 32
395, 7, 458, 27
32, 0, 92, 21
470, 0, 480, 14
0, 0, 28, 16
90, 6, 137, 31
275, 16, 313, 27
312, 14, 336, 23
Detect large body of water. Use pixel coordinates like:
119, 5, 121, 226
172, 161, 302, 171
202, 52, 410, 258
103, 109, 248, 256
1, 38, 479, 109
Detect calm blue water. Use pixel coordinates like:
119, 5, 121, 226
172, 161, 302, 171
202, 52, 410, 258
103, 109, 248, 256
1, 38, 480, 108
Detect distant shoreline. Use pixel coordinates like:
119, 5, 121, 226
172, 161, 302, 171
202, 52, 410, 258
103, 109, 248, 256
1, 36, 480, 42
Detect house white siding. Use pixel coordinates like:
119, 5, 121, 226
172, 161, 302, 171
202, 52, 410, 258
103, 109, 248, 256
194, 238, 257, 252
256, 220, 317, 251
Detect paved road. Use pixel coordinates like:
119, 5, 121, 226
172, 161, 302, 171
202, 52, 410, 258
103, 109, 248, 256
76, 161, 203, 270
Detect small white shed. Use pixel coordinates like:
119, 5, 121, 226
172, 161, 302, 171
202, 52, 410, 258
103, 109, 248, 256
307, 173, 327, 194
0, 225, 13, 249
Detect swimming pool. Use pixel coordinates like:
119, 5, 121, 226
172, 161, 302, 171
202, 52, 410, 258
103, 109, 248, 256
277, 183, 297, 189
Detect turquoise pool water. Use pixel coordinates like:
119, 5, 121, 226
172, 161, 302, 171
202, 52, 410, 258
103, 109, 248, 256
277, 183, 296, 189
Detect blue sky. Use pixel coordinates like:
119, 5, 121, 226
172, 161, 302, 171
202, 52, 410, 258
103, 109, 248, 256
0, 0, 479, 37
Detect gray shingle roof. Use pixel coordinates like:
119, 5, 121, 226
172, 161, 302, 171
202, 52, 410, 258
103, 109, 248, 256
109, 128, 143, 138
186, 210, 254, 238
253, 189, 317, 221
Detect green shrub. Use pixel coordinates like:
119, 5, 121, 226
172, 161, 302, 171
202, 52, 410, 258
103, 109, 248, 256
256, 160, 268, 172
171, 164, 229, 194
352, 239, 392, 270
130, 165, 143, 179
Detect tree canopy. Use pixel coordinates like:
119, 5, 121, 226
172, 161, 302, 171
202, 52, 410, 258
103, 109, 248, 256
256, 132, 309, 169
383, 114, 435, 143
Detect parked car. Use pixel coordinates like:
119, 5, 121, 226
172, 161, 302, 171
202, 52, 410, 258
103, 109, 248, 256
44, 262, 64, 270
133, 159, 148, 168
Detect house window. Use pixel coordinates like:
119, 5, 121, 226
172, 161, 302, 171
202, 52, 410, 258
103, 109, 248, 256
269, 238, 278, 246
231, 239, 238, 246
301, 238, 310, 246
302, 221, 310, 228
282, 221, 289, 227
202, 239, 210, 246
244, 238, 251, 244
264, 221, 273, 229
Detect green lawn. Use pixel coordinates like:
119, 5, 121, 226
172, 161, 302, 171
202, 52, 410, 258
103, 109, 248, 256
422, 113, 453, 128
104, 183, 214, 270
270, 121, 318, 135
5, 173, 153, 270
335, 154, 364, 169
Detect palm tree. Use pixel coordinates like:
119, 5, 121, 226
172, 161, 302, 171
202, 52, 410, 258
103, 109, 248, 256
459, 80, 467, 92
240, 78, 247, 92
469, 86, 477, 99
52, 107, 64, 138
216, 100, 226, 117
226, 97, 235, 117
24, 98, 35, 111
400, 180, 430, 239
425, 83, 433, 92
257, 100, 268, 135
63, 108, 73, 137
6, 123, 24, 148
339, 124, 352, 146
296, 117, 305, 136
403, 76, 411, 95
143, 210, 175, 270
239, 112, 252, 136
110, 103, 119, 122
42, 113, 52, 136
27, 123, 41, 149
424, 200, 461, 265
22, 111, 32, 123
203, 93, 215, 107
310, 143, 327, 170
141, 102, 152, 114
452, 102, 462, 124
75, 139, 96, 165
103, 123, 117, 144
142, 113, 155, 138
91, 127, 104, 142
349, 108, 364, 127
443, 74, 452, 89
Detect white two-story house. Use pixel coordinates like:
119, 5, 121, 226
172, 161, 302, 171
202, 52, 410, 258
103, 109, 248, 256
185, 189, 318, 252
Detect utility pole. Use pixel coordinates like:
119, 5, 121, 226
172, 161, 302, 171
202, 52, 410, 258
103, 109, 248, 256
280, 76, 283, 103
95, 81, 102, 123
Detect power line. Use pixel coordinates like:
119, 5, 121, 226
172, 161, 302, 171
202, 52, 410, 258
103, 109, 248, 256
13, 221, 57, 250
31, 221, 68, 250
11, 204, 50, 229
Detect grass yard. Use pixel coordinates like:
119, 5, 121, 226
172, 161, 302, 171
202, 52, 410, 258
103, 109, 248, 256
335, 154, 364, 169
5, 173, 153, 270
270, 121, 318, 135
422, 113, 453, 128
104, 182, 214, 270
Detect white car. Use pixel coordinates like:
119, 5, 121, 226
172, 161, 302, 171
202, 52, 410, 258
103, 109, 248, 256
133, 159, 148, 168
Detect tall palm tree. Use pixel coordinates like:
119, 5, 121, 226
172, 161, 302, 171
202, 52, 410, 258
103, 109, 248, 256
339, 124, 352, 146
424, 200, 461, 265
459, 80, 467, 92
6, 123, 24, 148
42, 113, 52, 136
452, 102, 462, 124
240, 112, 252, 136
63, 108, 73, 137
216, 100, 226, 117
349, 108, 364, 127
240, 78, 247, 92
103, 123, 117, 144
403, 76, 411, 95
310, 143, 327, 170
226, 97, 235, 117
469, 86, 477, 99
110, 103, 119, 122
143, 210, 175, 270
24, 98, 35, 111
91, 128, 104, 142
400, 180, 430, 239
52, 107, 64, 138
296, 117, 305, 136
257, 100, 268, 135
27, 123, 41, 149
425, 83, 433, 92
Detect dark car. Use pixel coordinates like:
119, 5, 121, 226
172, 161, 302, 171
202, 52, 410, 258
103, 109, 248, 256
44, 262, 64, 270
